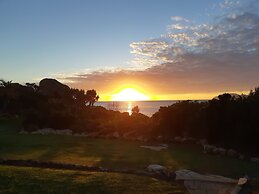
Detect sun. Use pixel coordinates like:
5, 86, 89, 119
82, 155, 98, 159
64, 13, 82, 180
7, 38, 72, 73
111, 88, 150, 101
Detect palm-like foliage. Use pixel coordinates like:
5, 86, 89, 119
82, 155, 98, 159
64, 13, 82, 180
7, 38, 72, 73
0, 79, 12, 88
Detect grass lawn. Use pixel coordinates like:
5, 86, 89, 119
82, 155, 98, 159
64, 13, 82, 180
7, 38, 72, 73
0, 165, 184, 194
0, 117, 259, 180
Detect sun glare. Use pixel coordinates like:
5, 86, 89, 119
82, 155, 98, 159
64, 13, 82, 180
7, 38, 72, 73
111, 88, 150, 101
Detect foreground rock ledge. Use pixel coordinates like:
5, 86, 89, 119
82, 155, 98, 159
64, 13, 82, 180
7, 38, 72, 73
175, 169, 246, 194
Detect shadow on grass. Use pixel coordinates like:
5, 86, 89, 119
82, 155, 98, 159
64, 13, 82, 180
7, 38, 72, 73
1, 118, 259, 179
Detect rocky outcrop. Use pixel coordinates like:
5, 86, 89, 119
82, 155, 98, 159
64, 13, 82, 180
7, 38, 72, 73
175, 169, 238, 194
147, 164, 174, 180
251, 157, 259, 163
20, 128, 73, 136
140, 144, 168, 151
227, 149, 239, 158
38, 78, 70, 99
203, 144, 217, 154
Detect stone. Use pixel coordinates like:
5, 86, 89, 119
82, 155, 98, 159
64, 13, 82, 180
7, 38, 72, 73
238, 177, 248, 185
180, 137, 187, 142
187, 137, 197, 143
199, 139, 208, 145
196, 139, 208, 145
203, 144, 217, 154
87, 132, 100, 138
218, 148, 227, 156
19, 130, 28, 134
174, 136, 182, 142
227, 149, 239, 158
175, 169, 237, 183
112, 131, 120, 138
147, 164, 168, 175
136, 136, 143, 141
31, 128, 72, 136
176, 169, 238, 194
250, 157, 259, 163
140, 145, 167, 151
38, 78, 70, 99
159, 144, 168, 148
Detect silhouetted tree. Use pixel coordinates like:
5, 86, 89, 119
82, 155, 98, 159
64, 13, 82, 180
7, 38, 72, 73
0, 79, 12, 88
131, 105, 140, 114
25, 83, 39, 92
86, 89, 99, 106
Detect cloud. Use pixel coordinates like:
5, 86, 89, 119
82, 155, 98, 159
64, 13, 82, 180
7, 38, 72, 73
59, 0, 259, 99
171, 16, 190, 22
219, 0, 241, 9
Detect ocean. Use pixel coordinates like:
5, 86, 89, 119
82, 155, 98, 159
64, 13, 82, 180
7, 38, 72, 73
95, 101, 178, 117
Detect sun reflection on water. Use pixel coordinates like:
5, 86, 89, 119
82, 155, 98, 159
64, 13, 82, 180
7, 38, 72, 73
127, 102, 132, 115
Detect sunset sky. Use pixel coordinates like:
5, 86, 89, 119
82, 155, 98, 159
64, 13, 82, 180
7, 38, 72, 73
1, 0, 259, 100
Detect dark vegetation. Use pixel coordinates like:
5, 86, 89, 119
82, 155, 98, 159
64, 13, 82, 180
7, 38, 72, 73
0, 78, 258, 155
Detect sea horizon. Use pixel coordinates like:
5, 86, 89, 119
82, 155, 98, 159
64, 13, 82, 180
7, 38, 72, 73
98, 99, 209, 102
96, 100, 208, 117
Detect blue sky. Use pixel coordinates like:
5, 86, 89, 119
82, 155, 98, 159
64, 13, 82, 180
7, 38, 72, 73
1, 0, 259, 100
0, 0, 222, 82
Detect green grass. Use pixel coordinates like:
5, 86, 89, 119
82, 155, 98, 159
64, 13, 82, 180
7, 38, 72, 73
0, 117, 259, 179
0, 165, 184, 194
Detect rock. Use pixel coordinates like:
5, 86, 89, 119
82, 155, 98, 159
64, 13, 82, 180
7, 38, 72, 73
105, 134, 112, 139
112, 132, 120, 138
203, 144, 217, 154
174, 136, 182, 142
19, 130, 28, 134
213, 147, 226, 156
173, 136, 187, 143
212, 147, 219, 154
159, 144, 168, 148
147, 164, 168, 176
130, 137, 137, 141
31, 128, 72, 136
176, 169, 238, 194
122, 131, 135, 139
38, 78, 70, 99
175, 169, 237, 183
87, 132, 100, 138
196, 139, 208, 145
251, 157, 259, 163
236, 176, 253, 194
140, 145, 167, 151
238, 177, 248, 185
186, 137, 196, 143
74, 133, 88, 137
136, 136, 143, 141
227, 149, 239, 158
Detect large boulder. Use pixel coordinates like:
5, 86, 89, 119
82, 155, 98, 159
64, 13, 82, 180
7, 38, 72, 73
212, 147, 226, 156
203, 144, 217, 154
112, 131, 120, 138
38, 78, 70, 99
175, 169, 238, 194
251, 157, 259, 163
196, 139, 208, 145
147, 164, 172, 179
147, 164, 167, 174
227, 149, 239, 158
141, 144, 168, 151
